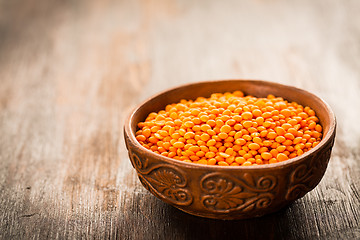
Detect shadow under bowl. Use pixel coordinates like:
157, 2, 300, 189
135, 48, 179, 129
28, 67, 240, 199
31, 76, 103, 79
124, 80, 336, 220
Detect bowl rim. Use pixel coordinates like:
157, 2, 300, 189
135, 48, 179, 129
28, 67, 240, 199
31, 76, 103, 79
125, 79, 336, 170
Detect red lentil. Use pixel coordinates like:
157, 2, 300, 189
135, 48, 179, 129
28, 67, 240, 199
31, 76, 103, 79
136, 91, 323, 166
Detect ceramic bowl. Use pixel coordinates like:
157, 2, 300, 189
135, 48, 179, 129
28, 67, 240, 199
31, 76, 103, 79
124, 80, 336, 220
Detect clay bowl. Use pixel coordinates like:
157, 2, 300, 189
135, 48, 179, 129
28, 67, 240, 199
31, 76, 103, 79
124, 80, 336, 220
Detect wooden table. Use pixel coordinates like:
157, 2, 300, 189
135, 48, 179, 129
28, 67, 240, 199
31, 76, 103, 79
1, 0, 359, 239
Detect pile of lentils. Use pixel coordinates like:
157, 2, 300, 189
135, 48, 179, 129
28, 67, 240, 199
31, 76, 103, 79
135, 91, 322, 166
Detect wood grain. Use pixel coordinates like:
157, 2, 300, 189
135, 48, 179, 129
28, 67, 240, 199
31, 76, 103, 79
0, 0, 359, 239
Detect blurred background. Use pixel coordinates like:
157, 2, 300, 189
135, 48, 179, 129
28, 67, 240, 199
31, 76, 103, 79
0, 0, 359, 239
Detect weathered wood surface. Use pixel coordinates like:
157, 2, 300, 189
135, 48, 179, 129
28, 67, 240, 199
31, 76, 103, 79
0, 0, 359, 239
